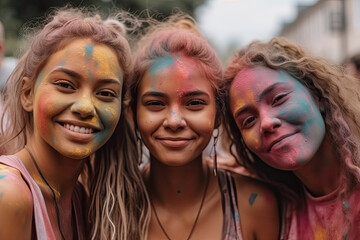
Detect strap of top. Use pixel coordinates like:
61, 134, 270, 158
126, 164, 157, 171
217, 169, 243, 240
0, 155, 56, 240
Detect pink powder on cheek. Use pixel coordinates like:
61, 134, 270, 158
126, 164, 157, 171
35, 94, 54, 137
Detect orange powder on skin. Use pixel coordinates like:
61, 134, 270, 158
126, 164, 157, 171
35, 92, 56, 140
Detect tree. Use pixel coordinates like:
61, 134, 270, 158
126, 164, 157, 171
0, 0, 207, 55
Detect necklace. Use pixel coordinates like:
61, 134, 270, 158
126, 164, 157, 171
24, 146, 66, 240
150, 168, 210, 240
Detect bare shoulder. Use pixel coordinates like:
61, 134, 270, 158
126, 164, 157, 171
232, 173, 277, 208
232, 173, 279, 240
0, 164, 34, 239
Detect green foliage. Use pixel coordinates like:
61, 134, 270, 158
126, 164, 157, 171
0, 0, 207, 56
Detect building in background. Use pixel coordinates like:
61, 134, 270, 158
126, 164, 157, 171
279, 0, 360, 64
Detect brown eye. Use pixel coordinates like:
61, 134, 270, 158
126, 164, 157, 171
55, 81, 75, 90
272, 93, 288, 105
97, 91, 116, 97
145, 100, 165, 111
186, 99, 206, 110
242, 116, 257, 129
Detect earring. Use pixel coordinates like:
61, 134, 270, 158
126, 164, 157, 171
212, 128, 219, 176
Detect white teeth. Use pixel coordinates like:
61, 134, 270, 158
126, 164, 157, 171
64, 123, 94, 134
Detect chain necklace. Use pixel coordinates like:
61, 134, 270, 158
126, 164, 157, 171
24, 146, 66, 240
150, 168, 210, 240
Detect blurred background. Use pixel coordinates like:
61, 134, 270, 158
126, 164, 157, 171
1, 0, 359, 65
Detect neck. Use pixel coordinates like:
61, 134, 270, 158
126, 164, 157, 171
18, 142, 84, 201
294, 136, 341, 197
147, 155, 208, 205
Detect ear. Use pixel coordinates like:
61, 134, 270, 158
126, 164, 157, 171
20, 77, 34, 112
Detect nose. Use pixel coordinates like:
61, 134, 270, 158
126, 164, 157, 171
259, 111, 281, 134
70, 94, 96, 119
163, 109, 186, 131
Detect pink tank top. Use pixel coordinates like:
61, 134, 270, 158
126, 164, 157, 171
0, 155, 87, 240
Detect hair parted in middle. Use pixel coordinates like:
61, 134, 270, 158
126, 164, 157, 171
129, 13, 224, 133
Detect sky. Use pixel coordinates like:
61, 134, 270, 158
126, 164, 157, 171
195, 0, 317, 53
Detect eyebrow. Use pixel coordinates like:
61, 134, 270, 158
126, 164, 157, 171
50, 67, 82, 79
141, 90, 209, 98
141, 91, 166, 98
234, 83, 282, 119
181, 90, 209, 98
49, 67, 121, 86
234, 106, 252, 119
258, 83, 282, 102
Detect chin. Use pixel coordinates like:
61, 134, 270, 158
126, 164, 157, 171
263, 156, 304, 171
58, 148, 94, 160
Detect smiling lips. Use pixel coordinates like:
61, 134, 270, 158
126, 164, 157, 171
158, 137, 193, 148
60, 122, 99, 135
267, 133, 296, 152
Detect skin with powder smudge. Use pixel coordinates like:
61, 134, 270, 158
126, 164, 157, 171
229, 66, 325, 170
32, 38, 123, 159
137, 54, 217, 166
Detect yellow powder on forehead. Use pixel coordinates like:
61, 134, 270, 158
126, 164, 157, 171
91, 44, 122, 79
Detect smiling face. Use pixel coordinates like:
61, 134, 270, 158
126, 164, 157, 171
136, 54, 216, 166
229, 66, 325, 170
30, 38, 123, 159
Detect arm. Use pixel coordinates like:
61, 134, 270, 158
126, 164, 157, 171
234, 174, 279, 240
0, 168, 33, 240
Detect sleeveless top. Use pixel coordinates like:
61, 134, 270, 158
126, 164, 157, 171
0, 155, 87, 240
218, 169, 243, 240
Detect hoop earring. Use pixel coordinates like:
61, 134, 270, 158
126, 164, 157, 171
212, 128, 219, 176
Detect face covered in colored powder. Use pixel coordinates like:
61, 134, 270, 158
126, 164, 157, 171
229, 66, 325, 170
136, 54, 217, 166
31, 38, 123, 159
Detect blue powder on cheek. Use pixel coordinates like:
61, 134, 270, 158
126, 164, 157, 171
0, 175, 5, 180
277, 104, 307, 123
95, 109, 120, 144
94, 130, 108, 144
